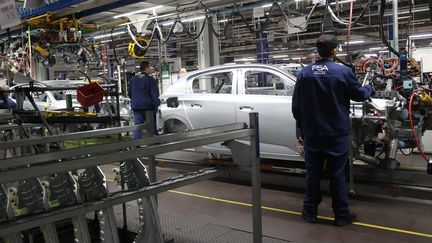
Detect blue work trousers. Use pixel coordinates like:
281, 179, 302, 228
303, 135, 350, 218
133, 110, 157, 139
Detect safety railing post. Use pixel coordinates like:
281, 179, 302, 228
146, 110, 157, 182
249, 112, 262, 243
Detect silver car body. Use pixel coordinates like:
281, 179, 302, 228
10, 80, 85, 111
10, 80, 132, 120
159, 64, 302, 161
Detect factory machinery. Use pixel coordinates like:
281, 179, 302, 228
349, 53, 432, 173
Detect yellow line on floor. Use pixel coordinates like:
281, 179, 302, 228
168, 190, 432, 239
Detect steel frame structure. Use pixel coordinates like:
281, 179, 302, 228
0, 111, 263, 243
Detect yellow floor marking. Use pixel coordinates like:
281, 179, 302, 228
168, 190, 432, 239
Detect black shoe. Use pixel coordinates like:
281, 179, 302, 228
334, 212, 357, 226
302, 210, 318, 223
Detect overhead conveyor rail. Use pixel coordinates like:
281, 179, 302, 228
0, 111, 263, 243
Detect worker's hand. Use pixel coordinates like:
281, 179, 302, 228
0, 85, 9, 91
298, 137, 304, 146
370, 85, 376, 97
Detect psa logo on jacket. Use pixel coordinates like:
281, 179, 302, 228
312, 65, 328, 75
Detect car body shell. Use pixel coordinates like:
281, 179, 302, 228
159, 63, 302, 160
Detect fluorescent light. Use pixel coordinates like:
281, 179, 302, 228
398, 16, 410, 20
295, 0, 303, 2
369, 47, 383, 50
235, 57, 256, 62
262, 2, 280, 8
379, 50, 388, 53
365, 54, 377, 57
94, 31, 124, 40
113, 5, 163, 18
273, 55, 288, 58
409, 33, 432, 39
337, 53, 348, 56
330, 0, 355, 5
163, 15, 205, 26
344, 40, 364, 45
218, 19, 229, 23
292, 57, 301, 60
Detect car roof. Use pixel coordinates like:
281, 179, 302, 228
163, 63, 296, 95
183, 63, 294, 79
10, 80, 87, 89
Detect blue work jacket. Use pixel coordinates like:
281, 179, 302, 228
292, 59, 373, 138
129, 73, 160, 110
0, 97, 16, 109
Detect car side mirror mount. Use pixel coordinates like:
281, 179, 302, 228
166, 97, 179, 108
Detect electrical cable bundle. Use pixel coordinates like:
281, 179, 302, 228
378, 0, 400, 57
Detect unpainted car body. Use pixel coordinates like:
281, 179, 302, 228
159, 64, 302, 160
10, 80, 85, 111
10, 80, 132, 120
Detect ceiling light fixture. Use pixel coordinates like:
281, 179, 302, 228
344, 40, 365, 45
235, 57, 256, 62
163, 15, 205, 26
273, 55, 288, 58
409, 33, 432, 39
94, 31, 124, 40
379, 50, 389, 53
113, 5, 163, 18
330, 0, 356, 5
262, 2, 281, 8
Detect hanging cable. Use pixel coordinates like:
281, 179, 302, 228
206, 9, 236, 39
127, 23, 156, 51
178, 16, 208, 40
405, 0, 413, 51
110, 26, 121, 65
176, 0, 197, 12
321, 0, 330, 34
346, 0, 354, 59
379, 0, 400, 57
351, 0, 374, 27
160, 17, 182, 44
408, 93, 429, 162
233, 3, 271, 34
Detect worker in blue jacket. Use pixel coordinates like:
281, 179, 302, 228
129, 61, 160, 138
0, 85, 16, 109
292, 34, 373, 226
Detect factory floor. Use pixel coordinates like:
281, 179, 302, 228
103, 151, 432, 243
155, 169, 432, 243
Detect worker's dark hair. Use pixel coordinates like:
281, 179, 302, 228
140, 61, 150, 72
316, 34, 339, 58
317, 48, 333, 58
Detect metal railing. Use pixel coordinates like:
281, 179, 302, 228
0, 111, 263, 243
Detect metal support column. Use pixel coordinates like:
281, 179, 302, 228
392, 0, 399, 53
249, 112, 262, 243
197, 16, 220, 69
256, 29, 269, 87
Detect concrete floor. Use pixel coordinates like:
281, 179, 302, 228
154, 168, 432, 243
100, 149, 432, 243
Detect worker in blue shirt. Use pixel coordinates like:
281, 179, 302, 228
0, 85, 16, 109
129, 61, 160, 138
292, 34, 373, 226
